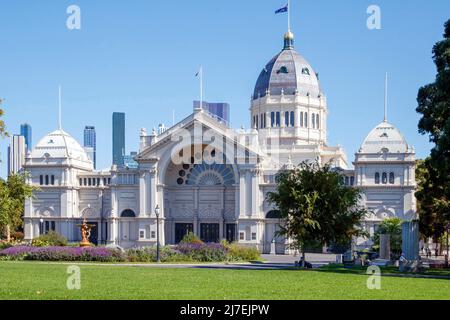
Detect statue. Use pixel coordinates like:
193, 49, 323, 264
77, 216, 95, 247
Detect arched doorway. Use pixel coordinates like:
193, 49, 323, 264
162, 145, 237, 244
120, 209, 137, 245
264, 210, 286, 254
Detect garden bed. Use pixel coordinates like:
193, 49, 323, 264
0, 242, 261, 263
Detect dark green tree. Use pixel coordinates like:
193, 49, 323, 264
0, 173, 36, 242
0, 99, 7, 139
416, 20, 450, 244
267, 161, 367, 265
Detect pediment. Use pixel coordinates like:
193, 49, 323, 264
136, 111, 262, 162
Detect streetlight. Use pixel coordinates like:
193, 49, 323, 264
39, 218, 44, 235
446, 223, 450, 269
155, 204, 161, 263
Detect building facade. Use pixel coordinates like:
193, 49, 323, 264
8, 134, 26, 175
193, 101, 230, 124
112, 112, 125, 167
20, 123, 32, 152
23, 31, 417, 251
84, 126, 97, 169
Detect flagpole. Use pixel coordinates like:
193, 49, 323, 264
384, 72, 388, 122
58, 85, 62, 130
288, 0, 291, 31
200, 65, 203, 111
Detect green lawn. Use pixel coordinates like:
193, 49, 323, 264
0, 261, 449, 300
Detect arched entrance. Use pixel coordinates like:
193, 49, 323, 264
162, 145, 237, 244
264, 210, 286, 254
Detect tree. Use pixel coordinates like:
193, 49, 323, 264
0, 99, 8, 139
416, 159, 447, 241
372, 217, 402, 259
0, 173, 36, 242
267, 161, 368, 266
416, 20, 450, 246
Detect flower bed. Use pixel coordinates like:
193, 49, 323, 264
0, 246, 126, 262
0, 243, 260, 263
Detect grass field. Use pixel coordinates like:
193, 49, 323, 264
0, 262, 449, 300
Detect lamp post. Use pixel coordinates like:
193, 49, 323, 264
155, 204, 161, 263
446, 224, 449, 269
39, 218, 44, 235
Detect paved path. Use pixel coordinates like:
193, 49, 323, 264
42, 254, 337, 270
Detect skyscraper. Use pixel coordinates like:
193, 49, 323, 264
112, 112, 125, 167
20, 123, 32, 152
84, 126, 96, 169
7, 135, 26, 175
193, 101, 230, 124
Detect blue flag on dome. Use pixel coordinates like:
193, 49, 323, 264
275, 4, 288, 14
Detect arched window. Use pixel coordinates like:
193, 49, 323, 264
312, 113, 316, 128
300, 112, 304, 127
266, 210, 282, 219
51, 175, 55, 185
388, 173, 393, 184
285, 111, 289, 127
40, 175, 44, 185
316, 114, 320, 129
305, 112, 308, 128
260, 114, 264, 128
344, 176, 349, 185
276, 112, 280, 127
290, 111, 295, 127
271, 112, 275, 127
375, 172, 380, 184
121, 209, 136, 218
45, 175, 49, 185
350, 176, 355, 186
382, 172, 388, 184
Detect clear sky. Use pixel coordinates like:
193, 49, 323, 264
1, 0, 449, 177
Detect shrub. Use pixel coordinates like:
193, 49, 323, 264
225, 243, 261, 262
176, 243, 227, 262
179, 232, 203, 245
127, 246, 188, 263
31, 231, 68, 247
0, 241, 14, 250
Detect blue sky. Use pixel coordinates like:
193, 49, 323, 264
0, 0, 449, 176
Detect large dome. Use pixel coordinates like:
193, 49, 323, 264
360, 121, 409, 154
253, 32, 322, 99
31, 129, 92, 165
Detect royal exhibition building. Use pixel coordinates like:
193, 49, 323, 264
22, 30, 417, 253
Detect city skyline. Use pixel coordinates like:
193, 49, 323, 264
84, 125, 97, 169
1, 1, 450, 178
112, 112, 126, 167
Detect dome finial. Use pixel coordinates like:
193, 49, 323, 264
284, 30, 294, 49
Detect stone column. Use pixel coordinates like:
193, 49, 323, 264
379, 234, 391, 260
139, 171, 147, 216
239, 169, 247, 217
251, 169, 260, 217
402, 221, 419, 260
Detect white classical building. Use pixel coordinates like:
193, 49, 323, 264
23, 31, 417, 252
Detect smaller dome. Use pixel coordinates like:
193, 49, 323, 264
360, 121, 409, 154
31, 129, 93, 166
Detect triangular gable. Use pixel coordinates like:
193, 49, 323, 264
136, 111, 262, 161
